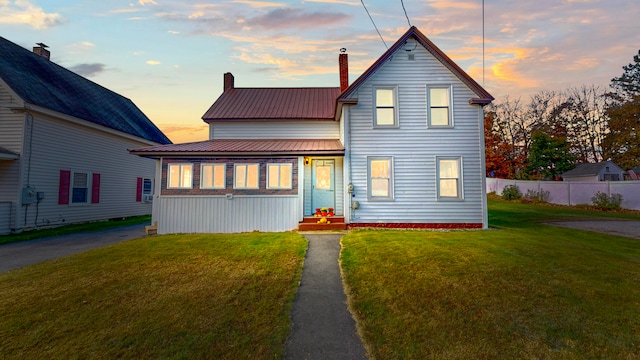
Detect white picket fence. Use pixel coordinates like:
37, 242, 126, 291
486, 178, 640, 210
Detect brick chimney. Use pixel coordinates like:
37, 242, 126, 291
224, 72, 234, 92
339, 49, 348, 92
33, 42, 50, 60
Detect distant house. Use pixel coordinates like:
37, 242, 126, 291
561, 161, 625, 182
0, 38, 171, 234
130, 26, 494, 234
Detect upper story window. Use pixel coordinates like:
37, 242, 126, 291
368, 156, 394, 201
201, 163, 226, 189
427, 86, 453, 127
168, 163, 193, 189
437, 157, 462, 200
234, 163, 259, 189
267, 163, 292, 189
374, 87, 398, 128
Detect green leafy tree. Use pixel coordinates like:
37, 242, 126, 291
525, 132, 575, 180
604, 50, 640, 169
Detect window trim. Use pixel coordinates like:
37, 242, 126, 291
234, 163, 260, 189
167, 163, 193, 189
367, 156, 394, 201
436, 156, 463, 200
267, 163, 293, 190
427, 85, 453, 128
70, 170, 91, 205
373, 86, 399, 128
200, 163, 226, 189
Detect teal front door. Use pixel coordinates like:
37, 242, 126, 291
312, 159, 335, 211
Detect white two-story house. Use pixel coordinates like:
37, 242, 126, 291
130, 26, 494, 233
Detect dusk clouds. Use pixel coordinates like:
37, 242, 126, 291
0, 0, 638, 144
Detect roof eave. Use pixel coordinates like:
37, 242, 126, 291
338, 26, 494, 103
130, 150, 345, 158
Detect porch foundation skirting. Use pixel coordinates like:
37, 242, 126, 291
347, 223, 483, 229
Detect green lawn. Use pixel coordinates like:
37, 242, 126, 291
0, 232, 306, 359
341, 200, 640, 359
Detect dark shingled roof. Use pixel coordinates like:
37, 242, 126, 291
0, 37, 171, 145
129, 139, 344, 157
202, 87, 341, 122
561, 161, 620, 177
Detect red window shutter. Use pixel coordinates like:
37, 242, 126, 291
58, 170, 70, 204
91, 173, 101, 203
136, 177, 143, 202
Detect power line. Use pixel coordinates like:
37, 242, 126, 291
401, 0, 411, 27
360, 0, 387, 49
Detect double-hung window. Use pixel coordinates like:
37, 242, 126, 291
168, 163, 193, 189
437, 157, 462, 199
428, 86, 452, 127
234, 163, 259, 189
267, 163, 292, 189
368, 157, 394, 200
201, 163, 226, 189
374, 87, 398, 127
71, 171, 89, 204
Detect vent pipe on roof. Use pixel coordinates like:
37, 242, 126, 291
33, 42, 50, 60
224, 72, 234, 92
339, 48, 349, 92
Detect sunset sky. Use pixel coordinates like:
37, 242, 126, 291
1, 0, 638, 143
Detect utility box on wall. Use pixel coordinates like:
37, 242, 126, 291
22, 186, 37, 205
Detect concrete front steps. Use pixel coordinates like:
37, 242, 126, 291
298, 216, 347, 231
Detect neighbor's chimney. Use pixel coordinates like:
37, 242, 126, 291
33, 42, 50, 60
339, 48, 348, 92
224, 72, 234, 92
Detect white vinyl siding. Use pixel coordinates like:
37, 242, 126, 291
427, 85, 453, 127
4, 112, 156, 231
0, 84, 24, 232
210, 121, 340, 140
168, 163, 193, 189
234, 163, 259, 189
437, 157, 462, 200
201, 163, 226, 189
343, 41, 486, 225
154, 196, 301, 234
373, 86, 398, 127
368, 157, 393, 200
267, 163, 292, 189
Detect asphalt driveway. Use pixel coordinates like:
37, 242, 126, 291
0, 224, 146, 273
547, 220, 640, 240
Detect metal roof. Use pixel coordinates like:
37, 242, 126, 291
0, 37, 171, 145
339, 26, 494, 105
129, 139, 344, 157
202, 87, 341, 122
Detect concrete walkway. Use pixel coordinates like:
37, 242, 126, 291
285, 233, 368, 360
0, 224, 146, 273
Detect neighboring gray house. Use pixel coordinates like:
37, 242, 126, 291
561, 160, 626, 182
0, 38, 171, 234
131, 26, 494, 233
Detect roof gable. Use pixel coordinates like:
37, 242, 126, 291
202, 87, 341, 122
0, 37, 171, 145
339, 26, 493, 105
562, 161, 623, 177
